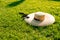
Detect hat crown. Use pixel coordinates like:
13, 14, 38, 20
35, 12, 45, 16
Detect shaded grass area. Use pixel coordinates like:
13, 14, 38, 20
48, 0, 60, 2
52, 0, 60, 1
6, 0, 25, 7
0, 0, 60, 40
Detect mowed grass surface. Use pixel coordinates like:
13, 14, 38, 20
0, 0, 60, 40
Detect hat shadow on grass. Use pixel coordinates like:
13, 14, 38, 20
6, 0, 25, 7
25, 22, 48, 32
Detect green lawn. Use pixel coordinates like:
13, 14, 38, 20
0, 0, 60, 40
